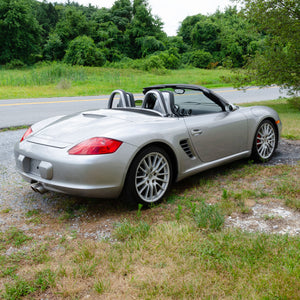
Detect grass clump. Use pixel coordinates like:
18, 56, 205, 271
112, 219, 151, 241
0, 227, 32, 247
94, 279, 110, 294
190, 201, 224, 231
2, 276, 36, 300
2, 269, 56, 300
25, 209, 42, 224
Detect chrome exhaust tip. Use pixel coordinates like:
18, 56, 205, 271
31, 182, 47, 194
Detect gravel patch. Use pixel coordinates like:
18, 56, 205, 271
226, 203, 300, 236
266, 138, 300, 166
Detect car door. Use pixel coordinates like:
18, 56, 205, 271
184, 110, 248, 162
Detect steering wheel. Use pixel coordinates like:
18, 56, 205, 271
173, 104, 192, 116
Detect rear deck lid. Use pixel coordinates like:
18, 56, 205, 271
27, 109, 136, 148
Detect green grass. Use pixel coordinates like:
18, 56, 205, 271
0, 63, 233, 99
0, 164, 299, 299
94, 279, 110, 294
2, 269, 56, 300
0, 227, 32, 247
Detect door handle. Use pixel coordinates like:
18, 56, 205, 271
191, 129, 203, 136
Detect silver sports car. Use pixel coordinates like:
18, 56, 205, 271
15, 84, 282, 205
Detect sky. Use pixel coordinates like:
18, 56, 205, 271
49, 0, 235, 36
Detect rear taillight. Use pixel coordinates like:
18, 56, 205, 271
20, 127, 33, 142
68, 137, 122, 155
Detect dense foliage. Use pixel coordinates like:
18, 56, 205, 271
0, 0, 264, 69
0, 0, 42, 65
235, 0, 300, 94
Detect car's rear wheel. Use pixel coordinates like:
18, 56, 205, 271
124, 146, 173, 206
252, 120, 277, 162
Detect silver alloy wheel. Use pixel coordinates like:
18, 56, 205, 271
135, 151, 170, 203
256, 122, 276, 159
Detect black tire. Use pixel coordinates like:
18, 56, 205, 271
251, 119, 278, 162
123, 146, 173, 206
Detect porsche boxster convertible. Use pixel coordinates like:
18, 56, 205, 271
15, 84, 281, 205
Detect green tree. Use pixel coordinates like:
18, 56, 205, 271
126, 0, 166, 58
111, 0, 133, 32
212, 7, 262, 67
0, 0, 42, 64
96, 21, 124, 61
236, 0, 300, 93
90, 7, 127, 61
139, 36, 165, 57
190, 18, 219, 53
43, 33, 64, 61
34, 1, 58, 40
178, 14, 204, 45
54, 6, 91, 58
165, 36, 189, 54
178, 8, 261, 68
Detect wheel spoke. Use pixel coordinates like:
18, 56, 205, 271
153, 183, 158, 196
136, 178, 147, 188
137, 181, 148, 193
152, 154, 159, 168
156, 162, 167, 173
145, 185, 150, 198
139, 163, 148, 174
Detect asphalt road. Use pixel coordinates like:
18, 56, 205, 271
0, 86, 290, 128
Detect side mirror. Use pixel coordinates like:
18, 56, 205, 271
228, 104, 239, 112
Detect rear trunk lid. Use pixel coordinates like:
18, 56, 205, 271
27, 109, 140, 148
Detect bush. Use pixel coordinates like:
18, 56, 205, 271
189, 50, 214, 68
5, 59, 26, 69
129, 49, 181, 71
143, 55, 166, 71
157, 48, 181, 69
106, 57, 135, 69
64, 35, 106, 67
108, 53, 178, 73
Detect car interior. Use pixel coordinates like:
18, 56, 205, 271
107, 86, 225, 117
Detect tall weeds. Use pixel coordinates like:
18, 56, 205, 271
0, 62, 87, 86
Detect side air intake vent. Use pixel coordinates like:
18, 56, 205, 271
180, 139, 195, 159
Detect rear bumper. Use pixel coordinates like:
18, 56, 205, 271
14, 140, 137, 198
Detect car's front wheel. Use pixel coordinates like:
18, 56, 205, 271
251, 120, 277, 162
124, 146, 173, 206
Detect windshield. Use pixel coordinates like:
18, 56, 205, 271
158, 88, 224, 115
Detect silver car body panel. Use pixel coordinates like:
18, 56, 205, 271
14, 85, 282, 198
